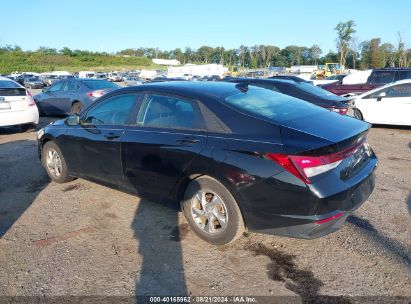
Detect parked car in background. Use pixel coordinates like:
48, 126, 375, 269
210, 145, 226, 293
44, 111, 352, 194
23, 77, 44, 89
107, 72, 122, 82
225, 78, 354, 116
320, 68, 411, 96
124, 77, 145, 86
34, 78, 120, 115
353, 79, 411, 126
58, 75, 75, 80
269, 75, 313, 84
313, 74, 347, 86
95, 72, 107, 80
38, 81, 377, 245
41, 75, 60, 86
78, 71, 96, 78
0, 76, 39, 131
14, 75, 26, 86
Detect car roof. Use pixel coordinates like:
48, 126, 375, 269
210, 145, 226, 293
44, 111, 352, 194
0, 76, 24, 88
229, 77, 297, 85
120, 81, 241, 99
372, 68, 411, 72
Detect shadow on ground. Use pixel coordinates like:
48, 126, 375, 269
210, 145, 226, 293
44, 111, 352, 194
132, 199, 187, 296
347, 215, 411, 266
0, 139, 49, 237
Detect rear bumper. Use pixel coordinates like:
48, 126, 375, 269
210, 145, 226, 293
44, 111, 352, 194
254, 171, 375, 239
241, 160, 377, 239
0, 106, 39, 127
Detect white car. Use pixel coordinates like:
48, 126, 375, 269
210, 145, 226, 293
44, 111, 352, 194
0, 76, 39, 131
353, 79, 411, 126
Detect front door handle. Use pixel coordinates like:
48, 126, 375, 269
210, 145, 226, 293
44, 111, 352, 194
105, 133, 120, 140
176, 137, 200, 144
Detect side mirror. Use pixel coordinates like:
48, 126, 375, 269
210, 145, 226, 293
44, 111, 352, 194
65, 114, 80, 126
377, 92, 386, 101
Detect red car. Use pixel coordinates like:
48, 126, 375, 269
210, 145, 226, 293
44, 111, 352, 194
320, 68, 411, 96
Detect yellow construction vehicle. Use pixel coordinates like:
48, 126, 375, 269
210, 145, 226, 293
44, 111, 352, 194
314, 63, 343, 80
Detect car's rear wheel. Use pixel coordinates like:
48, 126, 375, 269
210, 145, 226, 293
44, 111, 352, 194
71, 102, 83, 115
42, 141, 74, 183
182, 176, 245, 245
354, 109, 363, 120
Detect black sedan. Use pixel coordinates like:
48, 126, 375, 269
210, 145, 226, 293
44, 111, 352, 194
37, 82, 377, 245
34, 78, 120, 116
225, 78, 354, 115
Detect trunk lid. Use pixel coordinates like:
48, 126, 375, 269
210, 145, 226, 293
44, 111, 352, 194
280, 111, 370, 154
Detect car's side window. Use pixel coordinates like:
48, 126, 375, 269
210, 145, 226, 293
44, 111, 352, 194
385, 83, 411, 98
62, 81, 74, 92
82, 93, 139, 126
137, 94, 204, 130
49, 81, 64, 92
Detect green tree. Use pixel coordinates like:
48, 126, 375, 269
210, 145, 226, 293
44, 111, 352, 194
335, 20, 356, 68
309, 44, 322, 65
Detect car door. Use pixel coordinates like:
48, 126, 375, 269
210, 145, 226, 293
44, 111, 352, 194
64, 93, 141, 186
40, 81, 65, 114
121, 93, 208, 199
361, 83, 411, 124
59, 80, 76, 114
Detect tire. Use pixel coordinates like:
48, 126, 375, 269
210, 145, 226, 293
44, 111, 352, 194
20, 123, 36, 133
71, 102, 83, 115
41, 141, 74, 183
182, 176, 245, 245
354, 109, 363, 120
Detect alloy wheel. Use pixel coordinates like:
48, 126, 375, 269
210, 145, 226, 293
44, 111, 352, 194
191, 190, 228, 234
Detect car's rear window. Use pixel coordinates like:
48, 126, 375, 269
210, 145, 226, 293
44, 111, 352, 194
224, 86, 327, 123
81, 80, 119, 90
0, 80, 21, 88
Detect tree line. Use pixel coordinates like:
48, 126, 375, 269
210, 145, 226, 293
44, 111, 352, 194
1, 20, 410, 74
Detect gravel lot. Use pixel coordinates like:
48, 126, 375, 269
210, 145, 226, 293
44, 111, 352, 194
0, 110, 410, 301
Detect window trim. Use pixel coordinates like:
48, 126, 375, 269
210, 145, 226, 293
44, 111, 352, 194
80, 92, 142, 127
135, 92, 207, 131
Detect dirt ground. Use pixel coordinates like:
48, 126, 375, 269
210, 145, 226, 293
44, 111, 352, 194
0, 114, 410, 302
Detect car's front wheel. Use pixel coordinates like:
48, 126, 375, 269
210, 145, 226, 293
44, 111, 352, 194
182, 176, 245, 245
42, 141, 74, 183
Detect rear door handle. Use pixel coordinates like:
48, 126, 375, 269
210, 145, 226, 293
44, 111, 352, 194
176, 137, 200, 144
105, 133, 120, 140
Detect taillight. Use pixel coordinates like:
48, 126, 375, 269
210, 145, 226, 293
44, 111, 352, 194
26, 90, 36, 106
266, 137, 367, 184
325, 106, 348, 115
315, 212, 345, 224
87, 90, 106, 98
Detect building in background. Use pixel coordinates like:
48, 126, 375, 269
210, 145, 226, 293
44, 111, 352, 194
168, 64, 228, 78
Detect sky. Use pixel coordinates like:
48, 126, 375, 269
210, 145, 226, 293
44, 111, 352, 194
1, 0, 410, 54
